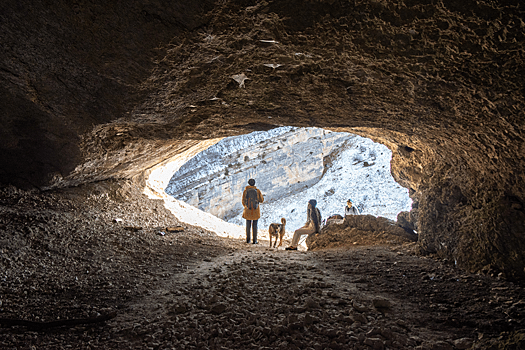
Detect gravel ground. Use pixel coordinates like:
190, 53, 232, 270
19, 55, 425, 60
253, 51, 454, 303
0, 180, 524, 349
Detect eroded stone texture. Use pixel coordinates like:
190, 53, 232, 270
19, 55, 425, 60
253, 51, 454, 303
306, 214, 418, 251
166, 128, 352, 220
1, 0, 524, 278
0, 0, 216, 187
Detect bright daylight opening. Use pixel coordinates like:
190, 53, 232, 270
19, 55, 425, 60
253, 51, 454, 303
145, 127, 412, 242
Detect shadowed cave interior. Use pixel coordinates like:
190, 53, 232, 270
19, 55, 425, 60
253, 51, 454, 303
1, 0, 525, 348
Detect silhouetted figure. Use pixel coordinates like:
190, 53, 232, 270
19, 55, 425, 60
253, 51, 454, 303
345, 198, 360, 216
286, 199, 322, 250
242, 179, 264, 244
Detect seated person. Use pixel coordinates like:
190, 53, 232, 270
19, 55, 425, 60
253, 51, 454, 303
286, 199, 322, 250
345, 199, 360, 215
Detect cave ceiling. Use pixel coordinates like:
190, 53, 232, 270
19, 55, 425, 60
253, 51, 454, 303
1, 0, 524, 278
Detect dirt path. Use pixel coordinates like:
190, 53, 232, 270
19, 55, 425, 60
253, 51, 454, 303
1, 234, 524, 349
1, 182, 523, 349
93, 241, 503, 350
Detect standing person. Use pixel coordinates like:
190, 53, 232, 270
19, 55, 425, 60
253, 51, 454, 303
285, 199, 322, 250
242, 179, 264, 244
345, 198, 360, 216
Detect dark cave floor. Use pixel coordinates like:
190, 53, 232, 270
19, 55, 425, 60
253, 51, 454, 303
0, 183, 524, 349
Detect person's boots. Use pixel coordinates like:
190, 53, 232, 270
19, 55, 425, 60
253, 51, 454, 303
246, 221, 251, 243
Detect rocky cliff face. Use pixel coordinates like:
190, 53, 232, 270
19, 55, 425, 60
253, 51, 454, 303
166, 127, 352, 220
223, 129, 413, 232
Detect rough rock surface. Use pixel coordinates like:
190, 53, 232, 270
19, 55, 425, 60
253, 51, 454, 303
166, 127, 351, 220
0, 0, 524, 282
1, 184, 524, 349
306, 214, 418, 251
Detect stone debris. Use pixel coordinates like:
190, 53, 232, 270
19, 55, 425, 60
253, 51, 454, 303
136, 250, 432, 350
308, 215, 417, 251
428, 340, 454, 350
259, 39, 279, 44
372, 297, 391, 310
263, 63, 283, 69
454, 337, 474, 349
209, 303, 227, 315
364, 337, 384, 350
352, 300, 369, 313
231, 73, 248, 88
0, 181, 523, 349
304, 296, 321, 310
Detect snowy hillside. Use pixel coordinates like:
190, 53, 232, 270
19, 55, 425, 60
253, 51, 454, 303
162, 127, 412, 237
166, 127, 352, 221
165, 127, 294, 196
227, 131, 412, 234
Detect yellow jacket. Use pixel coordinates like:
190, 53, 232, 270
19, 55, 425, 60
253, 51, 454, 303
242, 186, 264, 220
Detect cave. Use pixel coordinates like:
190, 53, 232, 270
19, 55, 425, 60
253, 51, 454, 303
1, 0, 524, 348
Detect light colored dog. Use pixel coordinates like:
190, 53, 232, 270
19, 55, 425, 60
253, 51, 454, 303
268, 218, 286, 248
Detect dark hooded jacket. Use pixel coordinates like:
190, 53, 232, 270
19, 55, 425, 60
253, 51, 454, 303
306, 200, 322, 233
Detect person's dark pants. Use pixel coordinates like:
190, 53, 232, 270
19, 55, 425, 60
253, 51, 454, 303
246, 220, 258, 244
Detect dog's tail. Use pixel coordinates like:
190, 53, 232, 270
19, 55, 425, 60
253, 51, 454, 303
281, 218, 286, 225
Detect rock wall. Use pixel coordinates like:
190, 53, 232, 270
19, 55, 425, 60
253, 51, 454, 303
166, 128, 352, 220
0, 0, 216, 188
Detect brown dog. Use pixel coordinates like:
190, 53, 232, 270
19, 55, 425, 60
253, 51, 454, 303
268, 218, 286, 248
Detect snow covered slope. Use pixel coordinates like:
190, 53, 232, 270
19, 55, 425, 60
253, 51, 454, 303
227, 130, 412, 234
164, 127, 412, 237
166, 127, 352, 221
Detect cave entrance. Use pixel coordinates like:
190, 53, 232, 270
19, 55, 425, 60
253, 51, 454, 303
145, 127, 412, 240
